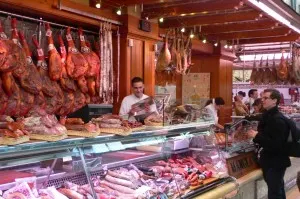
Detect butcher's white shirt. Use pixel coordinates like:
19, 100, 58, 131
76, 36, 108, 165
119, 94, 157, 116
204, 104, 218, 124
245, 97, 255, 114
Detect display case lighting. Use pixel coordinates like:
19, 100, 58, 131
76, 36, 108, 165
159, 17, 164, 23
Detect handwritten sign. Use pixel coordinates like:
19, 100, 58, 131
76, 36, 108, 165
226, 151, 258, 178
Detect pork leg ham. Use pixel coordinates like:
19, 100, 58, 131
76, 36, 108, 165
78, 28, 100, 96
65, 27, 88, 79
277, 53, 288, 81
45, 23, 62, 81
57, 34, 76, 92
156, 31, 171, 72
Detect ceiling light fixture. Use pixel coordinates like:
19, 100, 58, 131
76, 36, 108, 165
116, 7, 122, 15
248, 0, 300, 33
224, 44, 228, 49
214, 42, 218, 47
159, 17, 164, 23
190, 32, 195, 39
181, 27, 185, 33
95, 0, 101, 9
229, 45, 233, 49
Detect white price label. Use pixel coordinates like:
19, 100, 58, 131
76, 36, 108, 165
80, 35, 85, 41
63, 156, 72, 162
106, 141, 125, 151
66, 34, 72, 41
48, 44, 55, 52
37, 49, 44, 57
92, 144, 109, 153
60, 46, 66, 54
46, 30, 52, 37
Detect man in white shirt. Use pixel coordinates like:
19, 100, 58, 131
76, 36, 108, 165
119, 77, 157, 117
245, 89, 258, 114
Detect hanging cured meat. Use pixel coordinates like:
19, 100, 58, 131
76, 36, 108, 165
57, 91, 75, 116
99, 23, 114, 103
170, 30, 178, 69
73, 90, 86, 112
293, 47, 300, 83
45, 23, 62, 81
0, 78, 8, 115
285, 56, 291, 85
156, 30, 171, 72
65, 27, 88, 79
262, 57, 272, 84
10, 19, 27, 79
254, 57, 264, 84
32, 36, 64, 114
277, 53, 288, 82
269, 55, 277, 84
78, 28, 100, 96
0, 22, 23, 72
57, 35, 76, 92
250, 55, 257, 84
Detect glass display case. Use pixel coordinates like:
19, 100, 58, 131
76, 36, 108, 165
0, 121, 237, 199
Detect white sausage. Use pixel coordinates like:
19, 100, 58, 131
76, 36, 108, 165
107, 170, 132, 181
101, 180, 135, 194
58, 188, 85, 199
105, 175, 135, 188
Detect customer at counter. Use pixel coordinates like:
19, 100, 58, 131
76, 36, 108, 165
119, 77, 157, 118
204, 97, 225, 129
253, 98, 264, 114
247, 89, 290, 199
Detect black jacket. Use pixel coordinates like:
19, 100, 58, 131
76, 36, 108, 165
253, 106, 291, 168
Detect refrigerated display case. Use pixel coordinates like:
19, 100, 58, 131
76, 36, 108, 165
0, 121, 238, 199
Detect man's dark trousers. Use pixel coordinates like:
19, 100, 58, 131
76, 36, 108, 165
262, 166, 286, 199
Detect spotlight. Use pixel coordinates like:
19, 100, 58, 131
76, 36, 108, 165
202, 38, 207, 43
145, 17, 149, 20
181, 27, 185, 32
159, 17, 164, 23
224, 44, 228, 48
95, 0, 101, 8
116, 8, 122, 15
229, 45, 233, 49
190, 32, 195, 39
214, 42, 218, 47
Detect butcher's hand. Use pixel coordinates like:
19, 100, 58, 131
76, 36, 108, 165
247, 129, 258, 138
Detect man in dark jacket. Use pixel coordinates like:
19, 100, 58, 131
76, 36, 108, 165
247, 89, 290, 199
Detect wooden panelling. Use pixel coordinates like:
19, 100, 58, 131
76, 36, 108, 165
144, 41, 156, 96
129, 39, 144, 79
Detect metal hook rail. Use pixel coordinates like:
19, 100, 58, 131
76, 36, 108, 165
0, 10, 99, 35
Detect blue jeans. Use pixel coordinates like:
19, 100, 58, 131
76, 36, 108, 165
262, 167, 287, 199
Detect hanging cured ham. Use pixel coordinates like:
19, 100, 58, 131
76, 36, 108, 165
293, 47, 300, 83
269, 55, 277, 84
78, 28, 100, 96
32, 36, 64, 114
277, 53, 288, 82
0, 22, 23, 72
0, 78, 8, 115
254, 57, 264, 84
262, 57, 272, 84
45, 23, 62, 81
65, 27, 88, 79
57, 35, 76, 92
250, 55, 257, 84
156, 31, 171, 72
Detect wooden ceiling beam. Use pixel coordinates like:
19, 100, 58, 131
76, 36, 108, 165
238, 34, 300, 44
159, 10, 261, 28
142, 0, 243, 19
101, 0, 176, 7
207, 27, 291, 40
200, 19, 277, 34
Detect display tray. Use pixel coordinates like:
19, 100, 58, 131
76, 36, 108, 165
182, 177, 233, 199
0, 122, 214, 159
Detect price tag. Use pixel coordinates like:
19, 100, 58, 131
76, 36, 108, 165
92, 144, 109, 153
46, 30, 52, 37
37, 49, 44, 57
66, 34, 72, 41
60, 47, 66, 54
26, 57, 33, 65
63, 156, 72, 162
106, 141, 125, 151
48, 44, 55, 52
0, 32, 7, 39
80, 35, 85, 41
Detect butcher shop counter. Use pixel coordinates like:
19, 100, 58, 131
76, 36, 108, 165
0, 121, 242, 198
